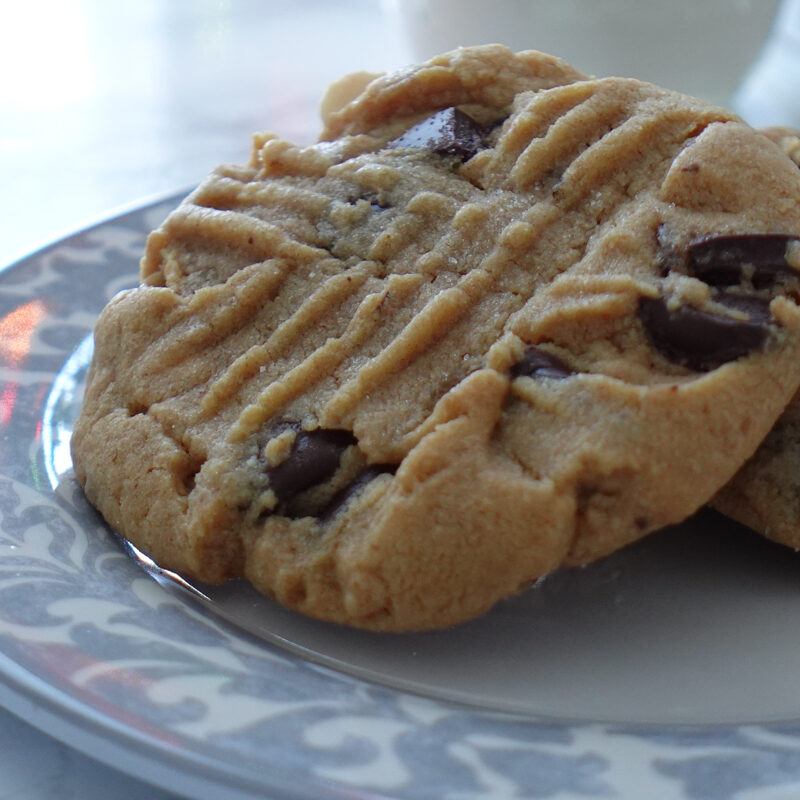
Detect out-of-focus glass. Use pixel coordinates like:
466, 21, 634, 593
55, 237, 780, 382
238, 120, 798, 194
387, 0, 781, 108
733, 0, 800, 126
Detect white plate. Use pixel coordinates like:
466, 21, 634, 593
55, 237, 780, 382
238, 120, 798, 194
4, 194, 800, 799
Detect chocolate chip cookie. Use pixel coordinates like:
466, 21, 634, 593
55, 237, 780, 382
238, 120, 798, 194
762, 125, 800, 168
71, 46, 800, 630
711, 127, 800, 547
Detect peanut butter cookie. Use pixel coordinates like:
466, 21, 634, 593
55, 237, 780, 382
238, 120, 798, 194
711, 126, 800, 547
72, 46, 800, 630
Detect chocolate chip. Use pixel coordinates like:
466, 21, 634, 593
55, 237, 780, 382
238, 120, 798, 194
389, 107, 486, 161
510, 346, 574, 380
688, 234, 800, 289
714, 293, 773, 322
267, 429, 357, 503
319, 464, 397, 523
638, 294, 771, 371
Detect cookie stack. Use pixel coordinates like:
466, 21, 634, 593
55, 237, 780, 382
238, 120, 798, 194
72, 46, 800, 630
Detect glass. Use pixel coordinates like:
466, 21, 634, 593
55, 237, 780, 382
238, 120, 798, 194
388, 0, 781, 107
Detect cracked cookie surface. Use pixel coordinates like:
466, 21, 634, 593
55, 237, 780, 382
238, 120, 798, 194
71, 46, 800, 630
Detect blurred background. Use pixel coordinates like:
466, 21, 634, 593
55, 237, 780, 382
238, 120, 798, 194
2, 1, 800, 797
3, 0, 800, 269
0, 0, 407, 267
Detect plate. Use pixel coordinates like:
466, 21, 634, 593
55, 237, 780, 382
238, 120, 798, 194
4, 195, 800, 799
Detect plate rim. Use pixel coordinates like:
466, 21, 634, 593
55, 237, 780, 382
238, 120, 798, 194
0, 187, 193, 278
0, 650, 290, 800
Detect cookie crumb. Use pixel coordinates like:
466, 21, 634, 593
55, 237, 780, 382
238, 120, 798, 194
263, 429, 297, 468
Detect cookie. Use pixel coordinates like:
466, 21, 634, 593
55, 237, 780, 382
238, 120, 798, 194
71, 45, 800, 631
711, 126, 800, 546
761, 126, 800, 168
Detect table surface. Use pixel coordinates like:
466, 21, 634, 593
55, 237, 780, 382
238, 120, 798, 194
3, 1, 800, 798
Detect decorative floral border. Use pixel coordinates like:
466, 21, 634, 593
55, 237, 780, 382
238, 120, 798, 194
2, 197, 800, 799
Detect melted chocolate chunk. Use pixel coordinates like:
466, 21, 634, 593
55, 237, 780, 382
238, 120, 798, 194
638, 294, 772, 372
714, 293, 773, 322
389, 107, 486, 161
510, 346, 574, 380
319, 464, 397, 523
267, 429, 357, 503
688, 234, 800, 289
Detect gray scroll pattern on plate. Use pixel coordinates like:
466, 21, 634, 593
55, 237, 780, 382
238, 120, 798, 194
1, 196, 800, 799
